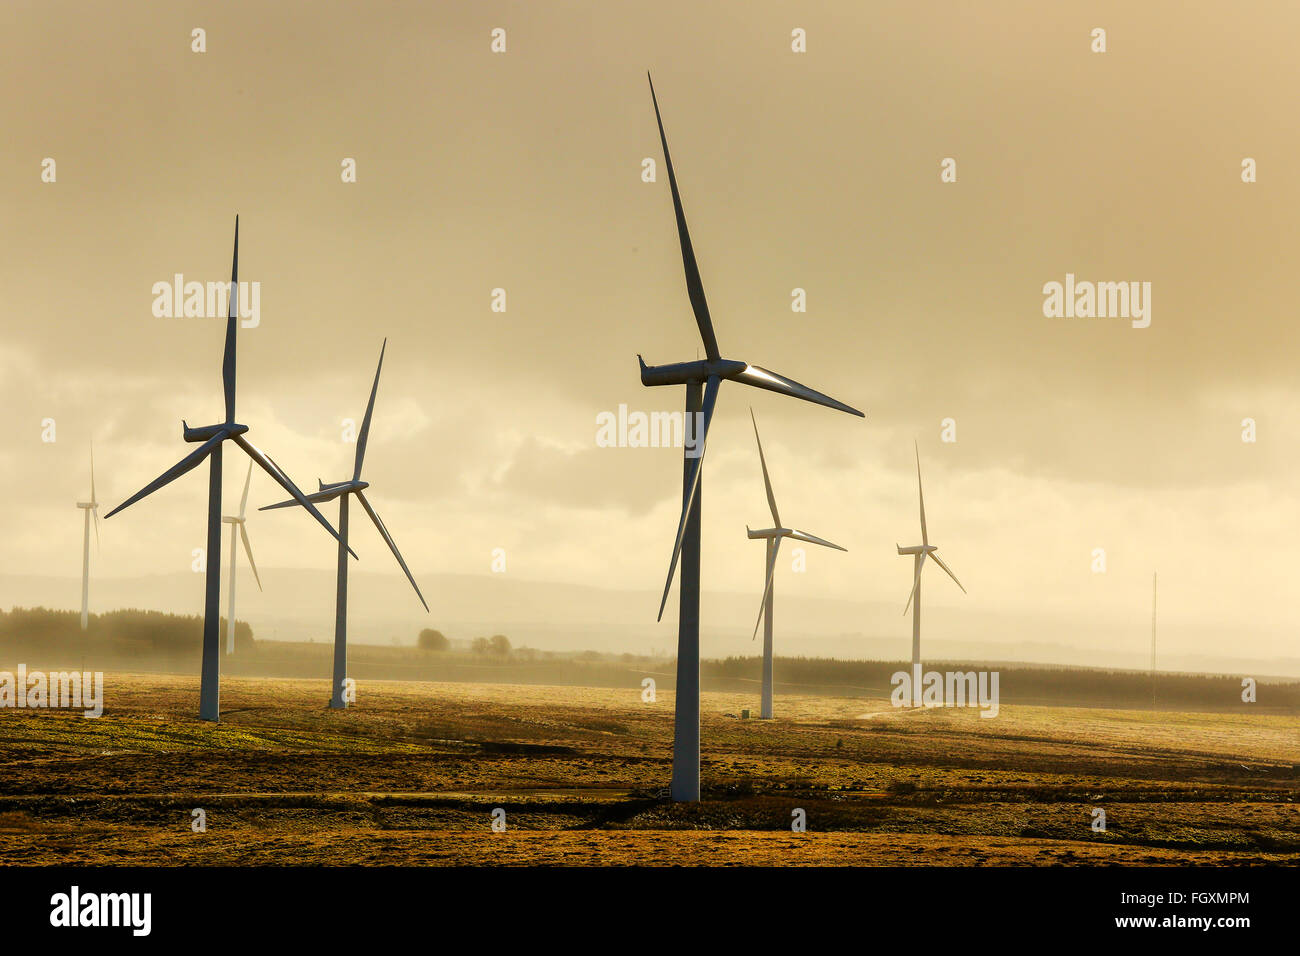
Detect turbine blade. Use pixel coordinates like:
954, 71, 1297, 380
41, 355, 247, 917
928, 550, 966, 594
239, 459, 253, 517
657, 374, 721, 621
258, 497, 297, 512
355, 490, 428, 612
354, 339, 387, 481
915, 441, 927, 546
788, 529, 847, 552
223, 215, 239, 423
103, 433, 223, 519
752, 537, 782, 641
238, 522, 263, 591
647, 73, 720, 362
258, 488, 338, 511
749, 408, 780, 527
231, 433, 356, 559
903, 552, 927, 616
91, 505, 100, 552
734, 365, 863, 418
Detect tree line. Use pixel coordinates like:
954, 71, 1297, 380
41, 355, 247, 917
418, 629, 511, 656
0, 606, 255, 660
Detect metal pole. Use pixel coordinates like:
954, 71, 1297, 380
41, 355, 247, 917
225, 525, 238, 654
760, 538, 775, 719
911, 552, 922, 707
671, 381, 703, 801
330, 494, 350, 709
199, 444, 222, 722
1151, 572, 1157, 709
79, 507, 91, 630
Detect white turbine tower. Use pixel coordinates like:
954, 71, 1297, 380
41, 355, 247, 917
222, 460, 262, 654
75, 446, 100, 630
898, 443, 966, 705
747, 410, 845, 719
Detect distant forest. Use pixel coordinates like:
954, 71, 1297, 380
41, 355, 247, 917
707, 656, 1300, 712
0, 606, 254, 663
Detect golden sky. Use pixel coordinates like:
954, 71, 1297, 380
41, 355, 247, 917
2, 1, 1298, 667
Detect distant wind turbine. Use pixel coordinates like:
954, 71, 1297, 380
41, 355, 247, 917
747, 409, 846, 719
1150, 571, 1157, 709
105, 217, 349, 721
76, 445, 100, 631
639, 74, 863, 800
222, 460, 262, 654
261, 339, 428, 709
898, 443, 966, 705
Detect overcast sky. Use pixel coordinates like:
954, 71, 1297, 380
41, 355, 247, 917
3, 1, 1298, 664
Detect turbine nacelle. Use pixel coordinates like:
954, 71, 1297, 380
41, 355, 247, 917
897, 543, 937, 555
182, 420, 249, 443
638, 355, 747, 387
746, 525, 788, 540
305, 478, 370, 504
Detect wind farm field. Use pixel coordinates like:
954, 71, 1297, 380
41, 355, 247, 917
1, 673, 1296, 866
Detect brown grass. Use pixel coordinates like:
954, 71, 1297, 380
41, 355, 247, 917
0, 672, 1295, 866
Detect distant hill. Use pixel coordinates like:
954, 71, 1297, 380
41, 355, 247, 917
1, 569, 1297, 679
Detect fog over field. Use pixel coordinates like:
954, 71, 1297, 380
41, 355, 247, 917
3, 569, 1296, 678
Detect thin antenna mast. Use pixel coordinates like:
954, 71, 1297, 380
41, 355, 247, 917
1150, 572, 1157, 709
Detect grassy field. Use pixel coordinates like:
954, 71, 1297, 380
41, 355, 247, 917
0, 672, 1296, 866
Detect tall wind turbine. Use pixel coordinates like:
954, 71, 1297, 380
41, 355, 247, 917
639, 75, 864, 801
76, 445, 100, 631
105, 217, 350, 721
261, 339, 428, 709
898, 443, 966, 706
747, 410, 846, 719
222, 461, 262, 654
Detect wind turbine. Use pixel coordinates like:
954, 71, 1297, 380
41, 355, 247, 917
746, 409, 846, 719
76, 445, 100, 631
222, 460, 262, 654
105, 217, 350, 721
639, 74, 864, 801
898, 442, 966, 706
261, 339, 428, 709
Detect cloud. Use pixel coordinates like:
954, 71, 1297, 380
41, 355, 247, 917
496, 436, 676, 515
